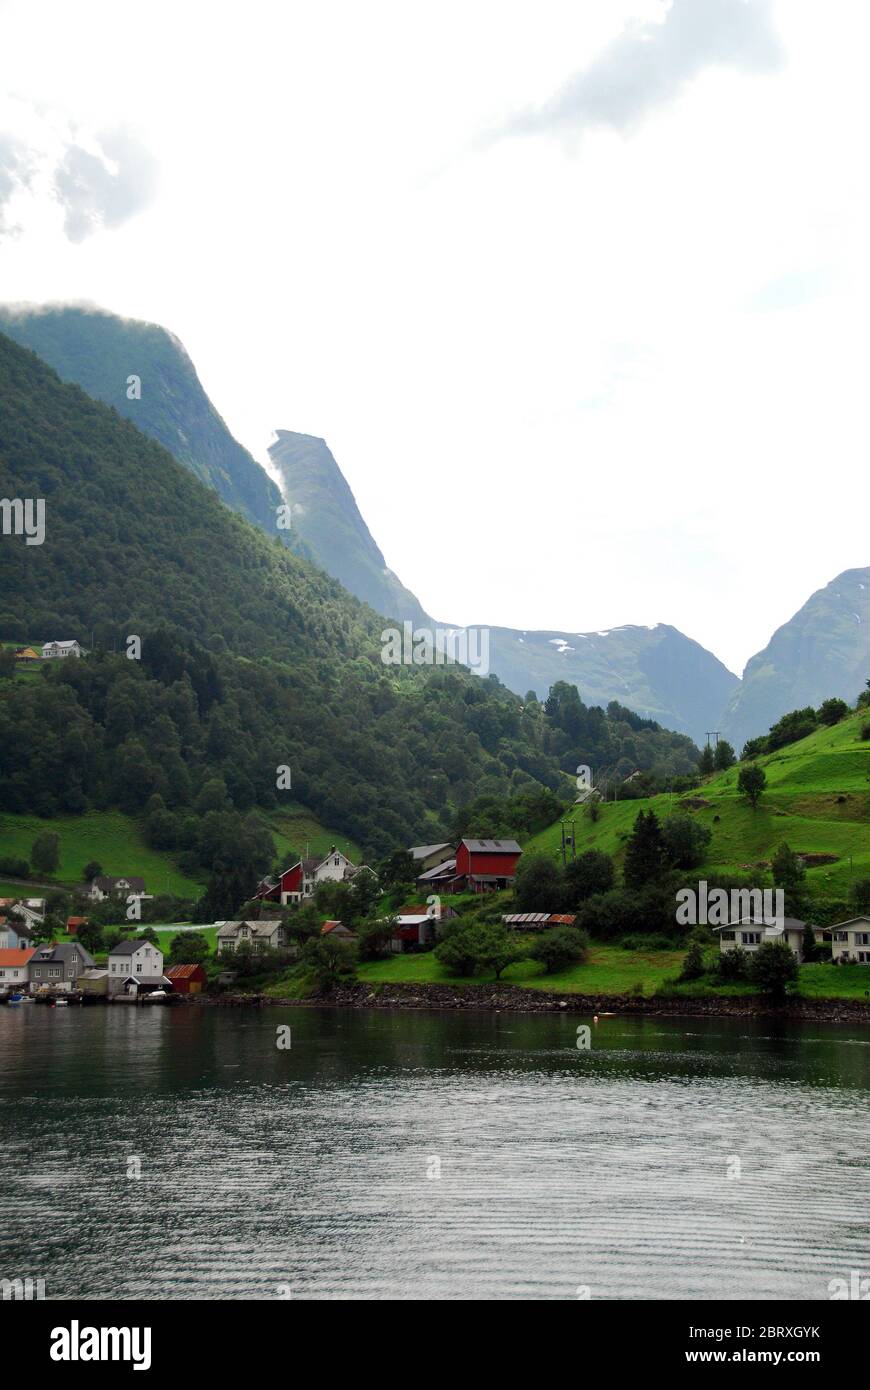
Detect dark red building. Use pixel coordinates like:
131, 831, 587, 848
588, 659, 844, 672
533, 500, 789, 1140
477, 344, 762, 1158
454, 839, 522, 892
165, 963, 207, 995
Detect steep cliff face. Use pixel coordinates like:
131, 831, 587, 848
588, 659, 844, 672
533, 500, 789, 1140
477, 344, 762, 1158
268, 429, 431, 626
721, 567, 870, 749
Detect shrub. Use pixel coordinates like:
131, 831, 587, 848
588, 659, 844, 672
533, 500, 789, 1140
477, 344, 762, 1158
678, 942, 705, 981
716, 947, 751, 982
528, 926, 589, 974
299, 935, 357, 992
861, 724, 870, 743
661, 813, 712, 870
434, 927, 482, 977
0, 855, 29, 879
749, 940, 799, 997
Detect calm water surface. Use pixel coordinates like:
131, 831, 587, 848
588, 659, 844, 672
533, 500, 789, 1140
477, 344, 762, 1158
1, 1004, 869, 1300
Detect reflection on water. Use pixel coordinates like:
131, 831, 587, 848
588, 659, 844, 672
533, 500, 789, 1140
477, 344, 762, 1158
1, 1005, 869, 1300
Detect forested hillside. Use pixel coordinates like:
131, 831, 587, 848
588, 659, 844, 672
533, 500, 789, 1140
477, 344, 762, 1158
0, 330, 699, 873
0, 304, 290, 544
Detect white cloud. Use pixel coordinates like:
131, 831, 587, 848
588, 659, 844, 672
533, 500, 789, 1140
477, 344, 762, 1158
501, 0, 784, 139
0, 0, 868, 677
0, 95, 155, 240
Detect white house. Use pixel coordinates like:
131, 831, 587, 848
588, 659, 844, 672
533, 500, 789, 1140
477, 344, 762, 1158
829, 917, 870, 964
41, 639, 83, 660
714, 915, 808, 960
216, 920, 288, 954
0, 948, 35, 990
255, 846, 371, 906
88, 875, 147, 903
107, 939, 165, 995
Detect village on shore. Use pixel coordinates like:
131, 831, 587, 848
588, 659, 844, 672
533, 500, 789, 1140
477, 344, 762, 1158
2, 830, 870, 1009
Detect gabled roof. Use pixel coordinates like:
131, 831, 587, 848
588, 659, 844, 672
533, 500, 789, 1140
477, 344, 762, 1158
409, 843, 453, 860
215, 919, 284, 938
31, 942, 94, 966
92, 876, 146, 894
321, 920, 355, 935
108, 938, 160, 957
417, 859, 457, 881
460, 838, 522, 854
165, 963, 206, 979
828, 916, 870, 931
0, 948, 35, 968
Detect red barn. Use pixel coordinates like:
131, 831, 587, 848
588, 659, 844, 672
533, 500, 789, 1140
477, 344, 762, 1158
165, 963, 207, 995
256, 861, 305, 903
455, 839, 522, 892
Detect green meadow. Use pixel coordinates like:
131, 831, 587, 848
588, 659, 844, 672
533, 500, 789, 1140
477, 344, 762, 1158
528, 709, 870, 901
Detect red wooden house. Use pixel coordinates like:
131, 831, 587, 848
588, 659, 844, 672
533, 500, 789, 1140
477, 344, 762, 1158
454, 839, 522, 892
165, 963, 207, 995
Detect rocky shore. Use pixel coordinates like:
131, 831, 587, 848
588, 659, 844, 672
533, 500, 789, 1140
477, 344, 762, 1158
198, 981, 870, 1025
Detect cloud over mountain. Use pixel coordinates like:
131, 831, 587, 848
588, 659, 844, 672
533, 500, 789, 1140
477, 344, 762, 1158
503, 0, 783, 140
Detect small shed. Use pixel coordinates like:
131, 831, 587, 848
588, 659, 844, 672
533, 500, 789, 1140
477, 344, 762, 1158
78, 968, 109, 995
165, 963, 207, 995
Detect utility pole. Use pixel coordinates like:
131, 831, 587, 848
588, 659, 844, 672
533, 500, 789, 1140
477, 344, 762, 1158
705, 731, 721, 748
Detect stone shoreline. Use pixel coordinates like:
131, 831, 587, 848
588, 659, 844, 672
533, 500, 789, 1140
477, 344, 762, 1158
200, 982, 870, 1025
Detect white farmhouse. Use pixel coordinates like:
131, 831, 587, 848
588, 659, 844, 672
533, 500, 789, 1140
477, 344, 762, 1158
41, 639, 84, 660
714, 915, 808, 960
830, 917, 870, 964
107, 939, 165, 996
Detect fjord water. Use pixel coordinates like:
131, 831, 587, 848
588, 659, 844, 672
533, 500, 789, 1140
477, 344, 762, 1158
1, 1005, 868, 1301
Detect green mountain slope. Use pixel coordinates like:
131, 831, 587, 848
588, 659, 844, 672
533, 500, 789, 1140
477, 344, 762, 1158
528, 709, 870, 903
268, 429, 431, 626
0, 303, 288, 544
0, 327, 567, 856
722, 568, 870, 750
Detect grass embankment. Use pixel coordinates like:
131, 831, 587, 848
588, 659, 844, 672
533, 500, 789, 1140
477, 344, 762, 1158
527, 710, 870, 901
353, 947, 870, 1002
0, 810, 204, 897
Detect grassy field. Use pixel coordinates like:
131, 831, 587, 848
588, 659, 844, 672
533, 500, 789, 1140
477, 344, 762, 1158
528, 709, 870, 901
0, 803, 361, 902
266, 805, 361, 866
356, 944, 870, 1001
358, 943, 686, 996
0, 810, 205, 897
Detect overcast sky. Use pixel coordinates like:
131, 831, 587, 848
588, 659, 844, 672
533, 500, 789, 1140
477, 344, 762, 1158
1, 0, 868, 676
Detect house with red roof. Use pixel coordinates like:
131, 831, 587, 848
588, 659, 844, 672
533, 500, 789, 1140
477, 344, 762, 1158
320, 920, 357, 940
0, 947, 35, 991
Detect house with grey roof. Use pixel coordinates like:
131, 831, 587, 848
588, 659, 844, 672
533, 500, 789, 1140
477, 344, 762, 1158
409, 843, 455, 873
88, 875, 147, 902
713, 916, 808, 960
216, 920, 288, 955
107, 938, 166, 996
829, 916, 870, 964
29, 941, 95, 993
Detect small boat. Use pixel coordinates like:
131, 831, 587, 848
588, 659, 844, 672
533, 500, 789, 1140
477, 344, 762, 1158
9, 992, 25, 1004
54, 998, 68, 1007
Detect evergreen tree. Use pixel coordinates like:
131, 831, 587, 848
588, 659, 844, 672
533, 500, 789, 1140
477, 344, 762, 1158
713, 740, 736, 770
623, 810, 667, 890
